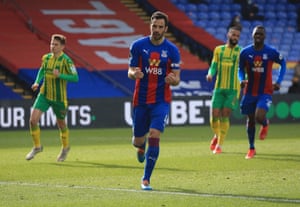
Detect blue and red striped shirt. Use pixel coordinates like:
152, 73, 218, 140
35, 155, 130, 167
238, 44, 286, 96
129, 36, 180, 106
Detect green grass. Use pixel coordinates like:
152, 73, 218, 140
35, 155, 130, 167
0, 124, 299, 207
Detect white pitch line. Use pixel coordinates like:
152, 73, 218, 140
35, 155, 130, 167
0, 181, 299, 204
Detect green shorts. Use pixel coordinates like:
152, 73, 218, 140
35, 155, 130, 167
211, 89, 239, 110
33, 94, 67, 119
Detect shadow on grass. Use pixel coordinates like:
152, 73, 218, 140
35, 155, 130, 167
45, 160, 193, 172
227, 151, 300, 162
48, 161, 140, 170
163, 187, 300, 204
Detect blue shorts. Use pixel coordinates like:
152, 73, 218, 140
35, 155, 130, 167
132, 102, 170, 137
240, 94, 272, 115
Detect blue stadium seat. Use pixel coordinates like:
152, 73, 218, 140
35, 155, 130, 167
186, 4, 198, 12
275, 4, 286, 12
208, 4, 220, 11
292, 37, 300, 45
241, 26, 250, 34
208, 11, 220, 20
220, 0, 233, 3
279, 44, 291, 52
251, 20, 263, 27
177, 0, 188, 3
273, 27, 284, 33
282, 32, 294, 40
219, 19, 230, 27
176, 3, 186, 12
267, 0, 279, 4
257, 0, 266, 3
265, 11, 276, 20
241, 20, 251, 30
195, 20, 207, 28
280, 38, 293, 46
293, 33, 300, 40
219, 4, 231, 12
276, 20, 287, 27
197, 12, 209, 21
220, 11, 231, 20
288, 12, 298, 20
197, 4, 208, 12
287, 4, 296, 12
207, 20, 219, 28
178, 0, 299, 63
187, 11, 198, 22
264, 4, 275, 12
210, 0, 223, 4
264, 21, 274, 27
231, 4, 241, 12
206, 27, 216, 35
277, 11, 287, 20
289, 51, 300, 61
265, 26, 273, 34
215, 33, 226, 42
216, 27, 227, 34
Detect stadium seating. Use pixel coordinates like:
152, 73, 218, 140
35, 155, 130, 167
0, 82, 22, 100
1, 0, 298, 99
172, 0, 300, 63
171, 0, 299, 94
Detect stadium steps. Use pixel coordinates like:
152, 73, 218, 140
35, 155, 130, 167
0, 66, 33, 99
121, 0, 180, 46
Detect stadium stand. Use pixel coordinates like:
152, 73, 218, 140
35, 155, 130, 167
0, 0, 212, 99
171, 0, 300, 62
0, 0, 297, 99
169, 0, 299, 93
0, 82, 23, 100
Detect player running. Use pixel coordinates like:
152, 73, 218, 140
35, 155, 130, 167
128, 11, 181, 190
238, 25, 286, 159
26, 34, 79, 162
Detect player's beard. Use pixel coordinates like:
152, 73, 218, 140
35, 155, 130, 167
229, 38, 238, 46
152, 32, 164, 41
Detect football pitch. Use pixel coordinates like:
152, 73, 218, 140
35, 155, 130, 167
0, 123, 299, 207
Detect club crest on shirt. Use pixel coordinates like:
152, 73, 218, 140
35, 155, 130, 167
253, 55, 262, 67
161, 50, 168, 58
252, 55, 264, 73
262, 53, 268, 60
149, 52, 161, 67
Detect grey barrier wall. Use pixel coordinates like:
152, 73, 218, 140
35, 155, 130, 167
0, 94, 299, 130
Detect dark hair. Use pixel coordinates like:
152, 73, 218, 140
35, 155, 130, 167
151, 11, 169, 26
229, 25, 242, 32
51, 34, 66, 45
252, 25, 266, 37
254, 25, 265, 32
255, 25, 265, 30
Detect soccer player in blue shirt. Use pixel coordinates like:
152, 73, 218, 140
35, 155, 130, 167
238, 25, 286, 159
128, 11, 181, 190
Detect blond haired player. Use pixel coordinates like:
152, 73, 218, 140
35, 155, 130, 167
26, 34, 78, 162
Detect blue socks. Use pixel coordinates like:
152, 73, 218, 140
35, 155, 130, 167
143, 138, 160, 182
261, 119, 268, 127
247, 125, 255, 149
